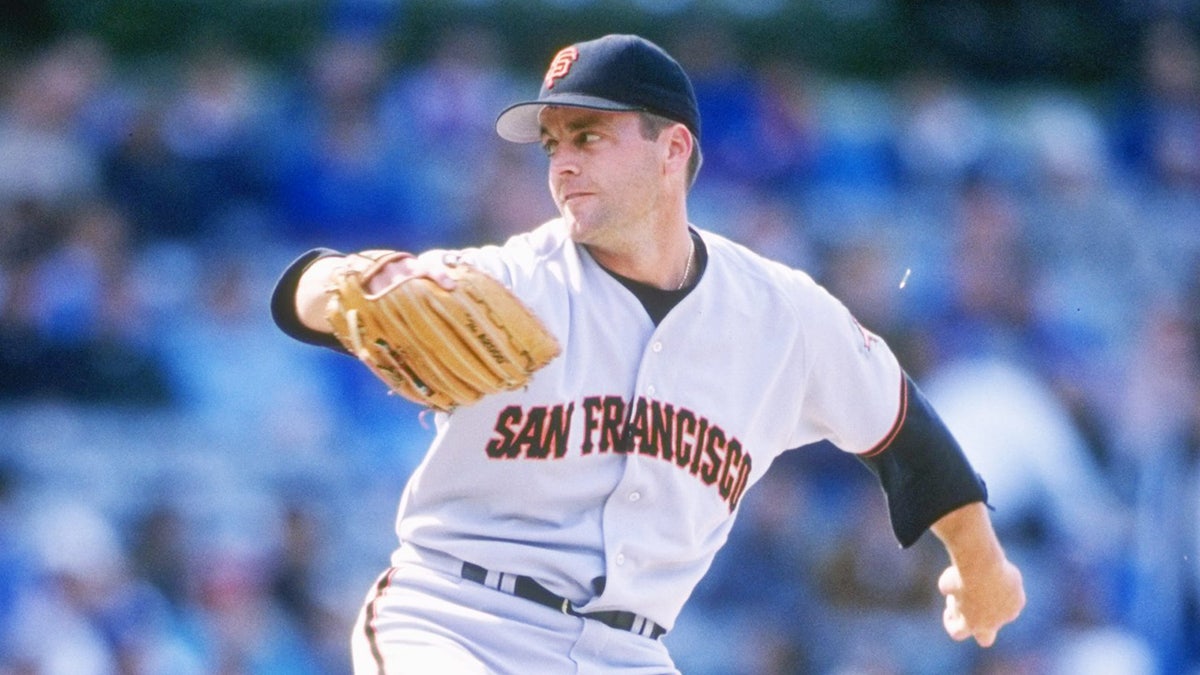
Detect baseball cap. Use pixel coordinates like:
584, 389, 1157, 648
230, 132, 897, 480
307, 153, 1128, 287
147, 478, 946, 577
496, 34, 700, 144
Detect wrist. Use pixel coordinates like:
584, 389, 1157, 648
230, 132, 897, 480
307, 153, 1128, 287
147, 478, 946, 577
933, 502, 1007, 576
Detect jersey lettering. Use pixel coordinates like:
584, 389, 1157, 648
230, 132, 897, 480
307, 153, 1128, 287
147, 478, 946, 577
729, 452, 751, 509
673, 408, 697, 469
699, 426, 725, 486
483, 396, 752, 512
485, 403, 574, 459
580, 395, 624, 454
581, 396, 602, 455
601, 395, 625, 453
649, 400, 676, 462
629, 398, 652, 456
689, 418, 708, 476
542, 403, 574, 459
718, 439, 741, 499
514, 407, 548, 457
485, 406, 524, 459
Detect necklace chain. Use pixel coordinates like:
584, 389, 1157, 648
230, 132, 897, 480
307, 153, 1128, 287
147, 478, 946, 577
676, 236, 695, 291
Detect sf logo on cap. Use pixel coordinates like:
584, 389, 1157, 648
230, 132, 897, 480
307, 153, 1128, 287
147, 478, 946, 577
544, 46, 579, 89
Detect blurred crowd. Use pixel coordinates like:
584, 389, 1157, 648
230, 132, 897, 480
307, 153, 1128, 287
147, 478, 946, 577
1, 11, 1199, 675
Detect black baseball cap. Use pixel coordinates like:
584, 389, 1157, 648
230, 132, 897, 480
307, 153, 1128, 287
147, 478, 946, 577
496, 34, 701, 144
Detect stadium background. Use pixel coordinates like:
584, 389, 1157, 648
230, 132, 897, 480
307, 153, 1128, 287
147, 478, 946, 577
1, 0, 1198, 672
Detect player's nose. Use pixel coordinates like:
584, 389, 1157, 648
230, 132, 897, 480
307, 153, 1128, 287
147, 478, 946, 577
548, 146, 582, 176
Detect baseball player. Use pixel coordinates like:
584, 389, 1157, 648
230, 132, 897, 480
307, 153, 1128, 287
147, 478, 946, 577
271, 34, 1025, 674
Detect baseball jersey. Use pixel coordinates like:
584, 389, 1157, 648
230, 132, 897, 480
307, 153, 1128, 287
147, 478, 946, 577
383, 218, 904, 630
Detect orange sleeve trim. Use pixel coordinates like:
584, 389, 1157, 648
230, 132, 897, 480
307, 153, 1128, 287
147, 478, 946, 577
858, 375, 908, 459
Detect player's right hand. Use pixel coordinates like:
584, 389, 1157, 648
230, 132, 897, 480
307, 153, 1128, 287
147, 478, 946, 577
360, 250, 459, 295
938, 558, 1025, 647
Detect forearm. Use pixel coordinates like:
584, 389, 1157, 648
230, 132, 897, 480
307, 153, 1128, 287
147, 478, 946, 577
931, 502, 1005, 575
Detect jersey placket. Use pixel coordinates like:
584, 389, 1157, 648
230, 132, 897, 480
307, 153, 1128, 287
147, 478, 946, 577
596, 328, 674, 595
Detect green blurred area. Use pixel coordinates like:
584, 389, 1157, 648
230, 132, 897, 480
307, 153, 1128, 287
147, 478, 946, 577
3, 0, 1152, 84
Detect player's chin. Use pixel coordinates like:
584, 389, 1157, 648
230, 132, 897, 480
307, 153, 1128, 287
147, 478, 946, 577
562, 208, 614, 246
563, 214, 594, 243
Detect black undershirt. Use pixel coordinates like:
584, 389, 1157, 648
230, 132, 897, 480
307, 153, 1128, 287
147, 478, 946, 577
602, 231, 707, 325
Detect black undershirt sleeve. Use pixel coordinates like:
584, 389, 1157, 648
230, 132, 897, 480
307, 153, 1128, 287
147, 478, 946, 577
268, 247, 348, 352
857, 373, 989, 548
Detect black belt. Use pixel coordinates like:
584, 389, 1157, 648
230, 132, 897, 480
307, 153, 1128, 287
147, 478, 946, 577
460, 561, 667, 640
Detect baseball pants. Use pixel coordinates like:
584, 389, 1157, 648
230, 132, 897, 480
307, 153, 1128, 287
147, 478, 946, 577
350, 544, 680, 674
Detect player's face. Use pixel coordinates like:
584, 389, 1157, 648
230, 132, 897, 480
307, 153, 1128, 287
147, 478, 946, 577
538, 107, 668, 249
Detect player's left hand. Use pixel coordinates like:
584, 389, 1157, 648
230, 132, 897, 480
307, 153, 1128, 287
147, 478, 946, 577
937, 558, 1025, 647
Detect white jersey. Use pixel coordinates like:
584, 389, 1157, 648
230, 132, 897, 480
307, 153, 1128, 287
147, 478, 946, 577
392, 218, 903, 630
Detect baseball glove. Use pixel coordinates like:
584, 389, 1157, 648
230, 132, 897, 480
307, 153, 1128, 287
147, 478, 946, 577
325, 251, 561, 412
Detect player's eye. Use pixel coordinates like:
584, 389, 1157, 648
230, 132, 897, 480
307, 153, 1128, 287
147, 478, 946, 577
540, 139, 558, 156
577, 132, 600, 146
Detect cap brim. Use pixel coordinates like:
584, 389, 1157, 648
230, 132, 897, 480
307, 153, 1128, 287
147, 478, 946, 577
495, 94, 643, 143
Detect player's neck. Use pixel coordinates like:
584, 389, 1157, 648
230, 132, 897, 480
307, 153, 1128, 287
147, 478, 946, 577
585, 224, 695, 291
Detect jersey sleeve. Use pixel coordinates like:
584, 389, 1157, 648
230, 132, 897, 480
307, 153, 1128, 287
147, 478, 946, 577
792, 287, 905, 455
857, 373, 988, 547
447, 221, 569, 302
792, 284, 986, 547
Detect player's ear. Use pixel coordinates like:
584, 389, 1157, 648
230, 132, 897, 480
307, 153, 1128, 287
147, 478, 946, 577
662, 123, 693, 177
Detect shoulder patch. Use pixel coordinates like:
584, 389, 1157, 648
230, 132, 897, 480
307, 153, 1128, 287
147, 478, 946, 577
850, 316, 881, 354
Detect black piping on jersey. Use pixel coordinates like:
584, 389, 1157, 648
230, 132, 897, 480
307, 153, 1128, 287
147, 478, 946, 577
363, 568, 395, 675
602, 230, 708, 326
856, 373, 989, 548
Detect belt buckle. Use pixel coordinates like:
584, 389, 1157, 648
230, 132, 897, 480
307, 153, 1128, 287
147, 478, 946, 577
560, 597, 572, 614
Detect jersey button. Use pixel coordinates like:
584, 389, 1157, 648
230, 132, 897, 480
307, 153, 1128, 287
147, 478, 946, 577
646, 385, 656, 396
628, 492, 641, 502
615, 554, 626, 566
652, 341, 663, 353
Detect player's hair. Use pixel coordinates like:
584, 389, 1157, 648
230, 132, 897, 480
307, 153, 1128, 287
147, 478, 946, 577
639, 112, 703, 189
